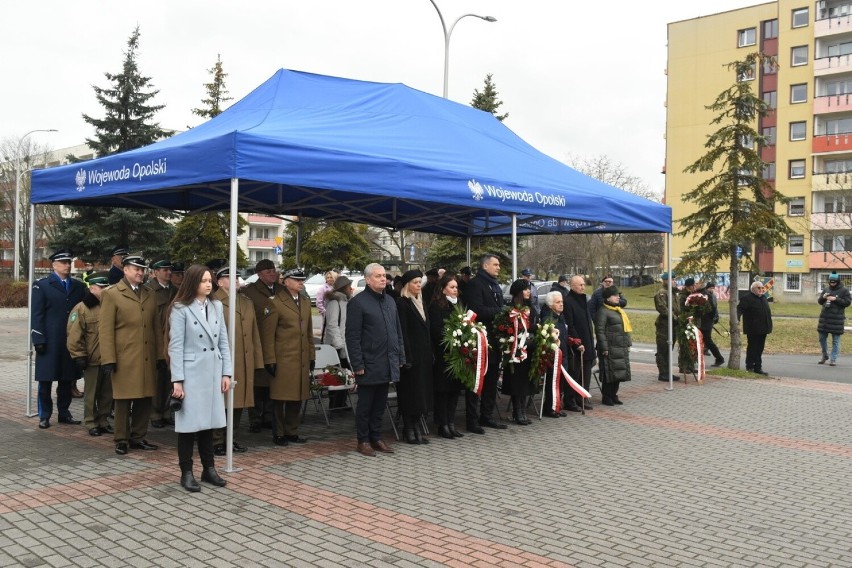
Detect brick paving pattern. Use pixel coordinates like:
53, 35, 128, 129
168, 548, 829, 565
1, 312, 851, 567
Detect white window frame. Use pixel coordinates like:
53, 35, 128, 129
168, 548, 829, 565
787, 234, 805, 254
791, 45, 809, 66
788, 197, 805, 216
791, 83, 808, 103
789, 159, 806, 179
784, 273, 802, 292
738, 28, 757, 47
764, 19, 779, 39
792, 7, 809, 28
790, 121, 807, 141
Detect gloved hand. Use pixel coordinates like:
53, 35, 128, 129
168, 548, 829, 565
265, 363, 277, 376
100, 363, 116, 380
34, 343, 46, 355
74, 357, 88, 372
156, 359, 168, 371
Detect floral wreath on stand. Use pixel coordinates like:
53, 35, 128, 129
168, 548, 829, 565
678, 292, 711, 378
492, 305, 531, 369
441, 305, 489, 395
312, 365, 355, 392
529, 318, 560, 386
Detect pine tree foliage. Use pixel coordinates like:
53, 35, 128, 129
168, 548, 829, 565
470, 73, 508, 122
281, 220, 371, 274
192, 54, 233, 120
675, 53, 792, 370
54, 26, 174, 263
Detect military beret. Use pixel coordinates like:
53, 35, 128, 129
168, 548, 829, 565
255, 259, 276, 272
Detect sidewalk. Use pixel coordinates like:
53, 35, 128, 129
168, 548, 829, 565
2, 316, 852, 566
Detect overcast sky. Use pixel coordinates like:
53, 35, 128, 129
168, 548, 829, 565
2, 0, 761, 195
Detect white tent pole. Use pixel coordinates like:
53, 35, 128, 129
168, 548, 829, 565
224, 178, 240, 473
666, 232, 674, 392
511, 214, 518, 280
25, 203, 37, 417
466, 235, 471, 268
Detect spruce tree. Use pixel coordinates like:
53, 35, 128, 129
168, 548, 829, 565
192, 54, 233, 120
675, 53, 792, 369
470, 73, 508, 122
53, 26, 174, 262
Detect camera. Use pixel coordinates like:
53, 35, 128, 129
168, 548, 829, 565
168, 395, 183, 412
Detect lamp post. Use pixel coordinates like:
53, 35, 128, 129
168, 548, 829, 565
13, 129, 57, 280
427, 0, 496, 99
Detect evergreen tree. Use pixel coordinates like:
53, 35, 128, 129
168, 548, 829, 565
281, 219, 371, 274
675, 53, 792, 370
191, 54, 233, 120
171, 54, 246, 268
470, 73, 508, 122
54, 26, 174, 262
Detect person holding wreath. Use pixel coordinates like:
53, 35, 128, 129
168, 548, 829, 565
498, 279, 537, 425
428, 274, 466, 439
167, 264, 233, 492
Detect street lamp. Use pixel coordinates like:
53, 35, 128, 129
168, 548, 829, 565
13, 129, 57, 280
427, 0, 496, 99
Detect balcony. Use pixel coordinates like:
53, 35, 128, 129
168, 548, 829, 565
813, 132, 852, 152
815, 54, 852, 76
809, 250, 852, 268
810, 211, 852, 231
812, 171, 852, 189
816, 15, 852, 38
247, 239, 276, 248
814, 93, 852, 114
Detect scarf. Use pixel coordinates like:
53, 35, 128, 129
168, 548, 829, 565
604, 303, 632, 333
447, 295, 458, 305
410, 294, 426, 322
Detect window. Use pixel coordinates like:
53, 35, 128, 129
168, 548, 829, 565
788, 196, 805, 216
824, 78, 852, 96
251, 227, 271, 240
762, 162, 776, 180
823, 194, 851, 213
791, 83, 808, 103
762, 126, 776, 145
738, 27, 757, 47
789, 159, 806, 178
763, 91, 777, 109
764, 19, 779, 39
792, 7, 809, 28
791, 45, 809, 66
763, 56, 777, 74
790, 121, 807, 140
784, 273, 801, 292
738, 63, 756, 82
739, 134, 755, 148
788, 234, 804, 254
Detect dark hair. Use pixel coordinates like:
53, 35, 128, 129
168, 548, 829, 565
432, 274, 459, 310
479, 254, 499, 269
163, 264, 213, 361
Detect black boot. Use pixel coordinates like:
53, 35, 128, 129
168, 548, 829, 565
512, 397, 527, 425
447, 423, 464, 438
438, 425, 454, 439
518, 400, 532, 425
180, 470, 201, 492
201, 466, 227, 487
402, 415, 419, 444
414, 419, 429, 444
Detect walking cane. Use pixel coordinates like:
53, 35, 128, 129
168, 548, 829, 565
580, 350, 586, 416
539, 372, 546, 419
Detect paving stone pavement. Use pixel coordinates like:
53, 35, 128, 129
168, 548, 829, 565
1, 312, 852, 567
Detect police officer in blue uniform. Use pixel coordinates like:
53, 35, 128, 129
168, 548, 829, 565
108, 245, 129, 285
31, 249, 87, 429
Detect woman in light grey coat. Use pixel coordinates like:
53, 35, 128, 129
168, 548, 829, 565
168, 265, 233, 492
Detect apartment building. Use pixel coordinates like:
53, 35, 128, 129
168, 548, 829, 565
666, 0, 852, 302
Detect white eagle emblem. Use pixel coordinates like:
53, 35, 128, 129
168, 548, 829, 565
468, 179, 484, 201
75, 168, 86, 192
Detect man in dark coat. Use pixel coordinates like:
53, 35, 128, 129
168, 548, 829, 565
817, 272, 851, 366
144, 258, 176, 428
31, 249, 87, 429
588, 274, 627, 319
346, 263, 406, 456
550, 275, 570, 306
699, 282, 725, 367
737, 281, 773, 375
654, 272, 680, 381
107, 245, 128, 285
563, 275, 595, 410
462, 254, 507, 433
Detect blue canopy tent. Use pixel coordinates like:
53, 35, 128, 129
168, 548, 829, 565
29, 69, 676, 453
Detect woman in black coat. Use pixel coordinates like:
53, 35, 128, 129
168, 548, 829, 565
395, 270, 434, 444
428, 274, 465, 439
501, 279, 537, 425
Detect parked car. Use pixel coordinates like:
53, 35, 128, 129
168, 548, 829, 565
303, 274, 327, 306
351, 277, 367, 296
537, 281, 557, 298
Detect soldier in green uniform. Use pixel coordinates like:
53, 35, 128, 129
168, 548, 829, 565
145, 258, 177, 428
654, 272, 681, 382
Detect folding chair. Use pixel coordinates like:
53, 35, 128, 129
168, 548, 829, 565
302, 344, 355, 426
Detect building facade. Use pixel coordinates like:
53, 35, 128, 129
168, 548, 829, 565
667, 0, 852, 302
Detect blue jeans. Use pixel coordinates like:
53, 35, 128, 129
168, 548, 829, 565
819, 332, 841, 362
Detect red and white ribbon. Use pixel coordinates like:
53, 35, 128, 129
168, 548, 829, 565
550, 343, 563, 412
688, 316, 704, 382
465, 309, 488, 396
508, 308, 529, 363
560, 364, 591, 399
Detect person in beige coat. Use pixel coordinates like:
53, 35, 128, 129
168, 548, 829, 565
212, 266, 264, 455
99, 253, 162, 456
242, 258, 280, 432
260, 267, 315, 446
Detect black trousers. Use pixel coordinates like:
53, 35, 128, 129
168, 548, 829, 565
601, 381, 620, 399
178, 429, 214, 472
433, 389, 460, 426
37, 380, 73, 420
700, 327, 723, 361
355, 383, 389, 442
543, 371, 568, 412
570, 355, 594, 405
745, 334, 767, 371
249, 385, 273, 426
476, 348, 501, 422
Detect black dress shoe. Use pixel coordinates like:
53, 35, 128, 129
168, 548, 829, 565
285, 435, 307, 444
232, 441, 248, 453
150, 419, 165, 429
563, 403, 582, 413
38, 419, 50, 429
129, 440, 159, 451
273, 436, 289, 446
602, 398, 615, 406
403, 428, 419, 444
58, 416, 81, 425
115, 442, 129, 455
480, 418, 508, 429
543, 410, 562, 418
201, 466, 227, 487
181, 471, 201, 492
613, 396, 623, 406
89, 427, 102, 436
249, 423, 262, 433
214, 444, 227, 456
98, 425, 114, 434
438, 425, 454, 439
658, 375, 681, 382
467, 423, 485, 435
448, 424, 464, 438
